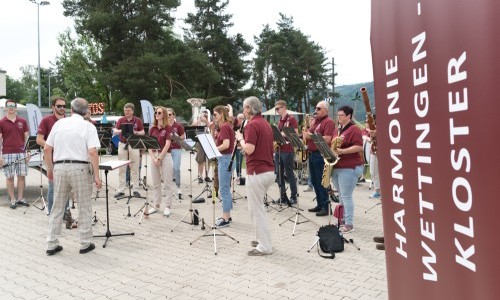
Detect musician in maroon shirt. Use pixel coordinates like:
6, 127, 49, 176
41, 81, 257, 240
166, 108, 185, 198
274, 100, 299, 205
113, 103, 145, 198
235, 96, 275, 256
303, 101, 335, 216
37, 97, 67, 214
0, 99, 30, 209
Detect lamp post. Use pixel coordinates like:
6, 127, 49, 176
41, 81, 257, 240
30, 0, 50, 107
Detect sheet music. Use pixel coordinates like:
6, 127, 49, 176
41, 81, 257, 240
197, 133, 222, 160
99, 160, 131, 170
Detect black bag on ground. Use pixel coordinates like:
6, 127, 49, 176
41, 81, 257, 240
317, 224, 344, 259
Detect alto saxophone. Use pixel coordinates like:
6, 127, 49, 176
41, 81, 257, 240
321, 136, 343, 189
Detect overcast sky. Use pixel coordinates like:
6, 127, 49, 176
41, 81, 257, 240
0, 0, 373, 86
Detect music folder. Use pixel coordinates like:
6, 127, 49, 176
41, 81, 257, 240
99, 160, 131, 171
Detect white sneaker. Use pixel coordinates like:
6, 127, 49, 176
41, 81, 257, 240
147, 207, 157, 215
303, 186, 313, 192
163, 207, 171, 217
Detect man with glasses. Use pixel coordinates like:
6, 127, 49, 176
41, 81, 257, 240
37, 97, 67, 214
113, 103, 145, 198
166, 108, 185, 199
0, 99, 30, 209
303, 101, 335, 216
274, 100, 299, 205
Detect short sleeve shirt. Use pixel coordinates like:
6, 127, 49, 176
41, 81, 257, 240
277, 114, 298, 153
37, 114, 61, 141
115, 116, 144, 143
244, 115, 275, 175
168, 122, 185, 151
149, 125, 172, 150
0, 116, 29, 154
216, 122, 235, 155
306, 116, 335, 152
334, 123, 364, 169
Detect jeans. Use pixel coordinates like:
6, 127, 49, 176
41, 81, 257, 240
331, 165, 364, 226
235, 149, 243, 177
274, 151, 297, 199
171, 149, 182, 188
309, 151, 329, 210
217, 154, 234, 213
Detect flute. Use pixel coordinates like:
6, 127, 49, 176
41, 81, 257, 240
227, 119, 246, 171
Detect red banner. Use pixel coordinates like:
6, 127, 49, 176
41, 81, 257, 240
371, 1, 500, 299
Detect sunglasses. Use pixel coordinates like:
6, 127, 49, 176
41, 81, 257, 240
155, 111, 163, 115
6, 104, 16, 108
56, 105, 66, 109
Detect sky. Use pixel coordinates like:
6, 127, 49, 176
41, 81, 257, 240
0, 0, 373, 86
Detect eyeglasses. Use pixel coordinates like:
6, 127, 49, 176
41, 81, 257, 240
337, 113, 346, 117
155, 111, 163, 115
6, 104, 16, 108
315, 107, 322, 111
55, 105, 66, 109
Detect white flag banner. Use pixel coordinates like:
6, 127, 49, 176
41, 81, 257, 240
140, 99, 154, 125
26, 103, 43, 136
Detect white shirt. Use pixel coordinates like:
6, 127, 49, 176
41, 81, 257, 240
46, 114, 100, 162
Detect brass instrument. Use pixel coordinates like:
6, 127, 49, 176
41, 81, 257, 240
320, 136, 343, 189
298, 114, 310, 162
360, 87, 377, 154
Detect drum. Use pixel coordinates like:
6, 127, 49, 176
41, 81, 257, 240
363, 139, 372, 165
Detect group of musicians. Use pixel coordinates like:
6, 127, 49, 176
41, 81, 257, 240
1, 95, 373, 256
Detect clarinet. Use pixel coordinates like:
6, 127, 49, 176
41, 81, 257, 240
227, 119, 246, 171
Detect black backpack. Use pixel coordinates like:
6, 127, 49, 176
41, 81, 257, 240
317, 224, 344, 259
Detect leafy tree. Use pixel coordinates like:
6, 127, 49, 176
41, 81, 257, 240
184, 0, 252, 107
252, 14, 330, 112
5, 75, 30, 102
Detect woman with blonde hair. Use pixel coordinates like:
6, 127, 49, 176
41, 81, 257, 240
148, 106, 174, 216
213, 105, 235, 227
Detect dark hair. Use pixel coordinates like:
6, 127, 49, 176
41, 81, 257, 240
51, 97, 66, 107
338, 105, 354, 118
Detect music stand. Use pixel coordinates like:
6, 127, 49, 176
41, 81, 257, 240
127, 135, 160, 224
279, 129, 318, 235
94, 131, 111, 202
94, 160, 134, 247
190, 133, 239, 255
23, 137, 46, 214
268, 125, 289, 211
171, 134, 202, 232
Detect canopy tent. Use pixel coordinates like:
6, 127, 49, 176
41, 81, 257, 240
261, 108, 304, 116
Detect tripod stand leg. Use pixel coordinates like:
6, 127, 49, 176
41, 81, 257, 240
307, 236, 320, 252
171, 209, 192, 232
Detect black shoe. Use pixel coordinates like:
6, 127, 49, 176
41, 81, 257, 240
376, 243, 385, 251
192, 198, 205, 204
373, 236, 385, 243
114, 192, 125, 198
204, 177, 212, 182
308, 207, 321, 213
46, 245, 63, 256
79, 243, 96, 254
178, 193, 182, 200
133, 191, 142, 197
290, 198, 297, 205
198, 177, 204, 184
316, 208, 329, 216
16, 200, 30, 207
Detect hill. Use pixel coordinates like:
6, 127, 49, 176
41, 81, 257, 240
333, 81, 375, 122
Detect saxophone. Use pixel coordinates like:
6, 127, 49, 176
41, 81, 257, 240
299, 114, 310, 162
321, 136, 343, 188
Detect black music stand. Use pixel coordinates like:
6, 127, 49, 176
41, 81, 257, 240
94, 131, 112, 202
268, 125, 289, 211
127, 135, 160, 224
171, 134, 202, 232
190, 133, 239, 255
23, 137, 45, 214
94, 160, 134, 247
279, 129, 318, 235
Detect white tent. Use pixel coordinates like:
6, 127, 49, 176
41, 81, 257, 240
261, 109, 304, 116
0, 98, 26, 108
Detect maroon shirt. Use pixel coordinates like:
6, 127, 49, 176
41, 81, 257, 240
0, 116, 29, 154
115, 116, 144, 143
244, 115, 274, 175
216, 122, 235, 155
306, 115, 335, 152
277, 114, 298, 153
37, 114, 62, 141
149, 125, 172, 150
334, 123, 364, 169
168, 122, 185, 151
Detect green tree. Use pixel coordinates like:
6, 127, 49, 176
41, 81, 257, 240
184, 0, 252, 106
252, 14, 330, 112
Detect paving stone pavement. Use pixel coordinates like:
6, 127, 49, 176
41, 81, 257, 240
0, 152, 388, 299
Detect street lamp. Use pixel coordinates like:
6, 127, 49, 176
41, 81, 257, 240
30, 0, 50, 107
